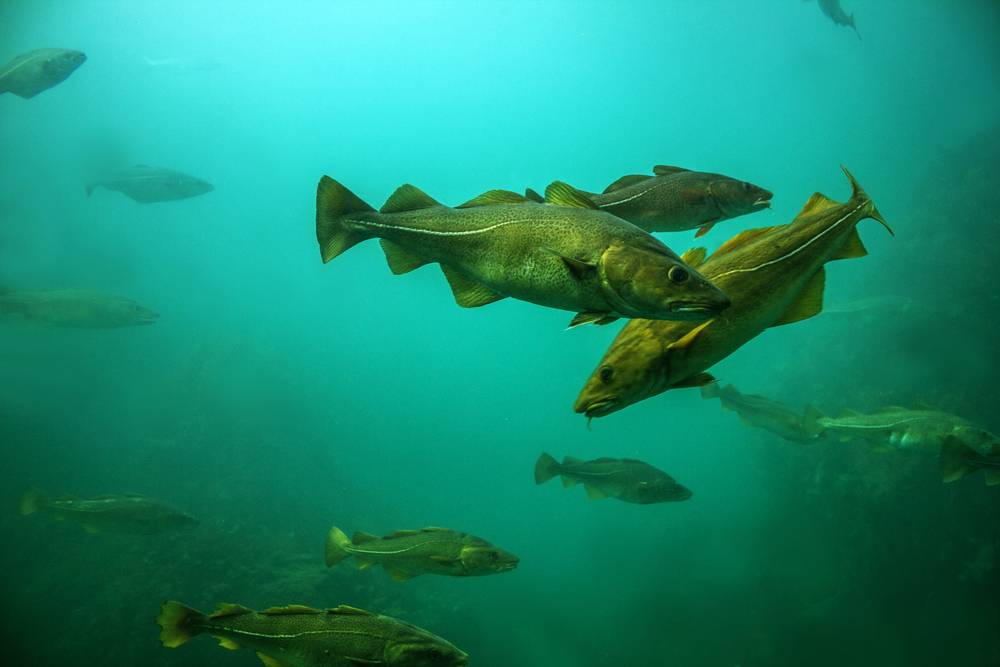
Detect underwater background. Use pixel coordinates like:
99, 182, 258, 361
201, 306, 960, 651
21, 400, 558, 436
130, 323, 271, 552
1, 1, 999, 665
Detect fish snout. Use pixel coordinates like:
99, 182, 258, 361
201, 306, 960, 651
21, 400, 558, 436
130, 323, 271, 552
753, 188, 773, 209
575, 397, 619, 419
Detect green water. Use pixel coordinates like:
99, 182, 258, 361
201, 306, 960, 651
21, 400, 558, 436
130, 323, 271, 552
1, 1, 998, 665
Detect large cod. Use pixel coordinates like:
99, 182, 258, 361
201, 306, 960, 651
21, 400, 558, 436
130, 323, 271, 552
158, 601, 468, 666
316, 177, 730, 328
575, 167, 890, 419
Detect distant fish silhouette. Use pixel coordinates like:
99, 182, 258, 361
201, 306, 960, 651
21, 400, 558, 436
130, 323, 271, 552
0, 48, 86, 98
811, 0, 861, 40
143, 56, 221, 72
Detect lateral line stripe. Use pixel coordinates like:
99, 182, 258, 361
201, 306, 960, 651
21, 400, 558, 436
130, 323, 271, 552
349, 539, 445, 556
0, 52, 47, 80
597, 182, 664, 207
347, 217, 533, 237
207, 626, 382, 640
712, 200, 866, 279
826, 416, 929, 430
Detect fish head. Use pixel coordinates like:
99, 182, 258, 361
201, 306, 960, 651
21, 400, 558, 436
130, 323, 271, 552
115, 299, 160, 325
179, 176, 215, 197
709, 178, 773, 219
574, 324, 670, 419
598, 242, 730, 321
384, 624, 469, 666
950, 423, 1000, 456
48, 49, 87, 76
459, 543, 519, 574
633, 475, 693, 503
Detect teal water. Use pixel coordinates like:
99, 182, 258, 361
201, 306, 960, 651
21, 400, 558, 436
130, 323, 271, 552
1, 1, 998, 665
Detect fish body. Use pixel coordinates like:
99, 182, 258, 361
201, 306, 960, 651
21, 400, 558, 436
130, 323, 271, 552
574, 165, 772, 236
701, 383, 824, 443
86, 165, 214, 203
19, 489, 197, 534
316, 178, 730, 327
816, 0, 861, 39
575, 167, 889, 419
0, 289, 159, 328
324, 526, 519, 581
813, 408, 1000, 486
534, 453, 692, 503
0, 48, 86, 98
157, 601, 468, 667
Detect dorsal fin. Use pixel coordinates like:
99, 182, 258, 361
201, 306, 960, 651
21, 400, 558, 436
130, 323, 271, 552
653, 165, 690, 176
209, 603, 253, 619
262, 605, 321, 615
379, 239, 430, 274
794, 192, 840, 220
380, 185, 441, 213
352, 531, 378, 544
544, 181, 598, 209
420, 526, 452, 532
772, 267, 825, 327
328, 605, 374, 616
456, 189, 529, 208
680, 247, 707, 268
524, 187, 544, 203
602, 174, 651, 194
563, 455, 583, 465
712, 226, 775, 257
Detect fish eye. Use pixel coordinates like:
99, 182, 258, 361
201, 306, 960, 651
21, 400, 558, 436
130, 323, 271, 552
742, 182, 750, 191
599, 366, 615, 384
489, 552, 498, 561
668, 266, 689, 284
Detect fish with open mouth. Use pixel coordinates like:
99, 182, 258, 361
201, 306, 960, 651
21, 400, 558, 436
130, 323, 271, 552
575, 167, 890, 420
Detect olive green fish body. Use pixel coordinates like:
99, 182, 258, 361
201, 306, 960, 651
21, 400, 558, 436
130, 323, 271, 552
157, 602, 468, 666
702, 383, 824, 443
316, 178, 730, 324
0, 289, 159, 328
587, 166, 772, 235
534, 453, 691, 503
576, 167, 889, 418
325, 526, 518, 580
0, 48, 86, 98
18, 489, 196, 533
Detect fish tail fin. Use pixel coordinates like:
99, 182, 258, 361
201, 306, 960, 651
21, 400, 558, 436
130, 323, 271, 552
19, 488, 47, 516
324, 526, 353, 567
316, 176, 375, 263
157, 601, 206, 648
841, 166, 891, 235
534, 453, 560, 485
802, 404, 826, 439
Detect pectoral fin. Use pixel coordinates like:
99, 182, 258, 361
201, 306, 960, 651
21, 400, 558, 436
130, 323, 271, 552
568, 311, 618, 328
380, 240, 430, 274
585, 485, 608, 499
672, 372, 716, 389
440, 265, 506, 307
666, 320, 712, 352
772, 268, 825, 327
694, 223, 715, 238
256, 652, 288, 667
680, 247, 707, 268
558, 254, 598, 282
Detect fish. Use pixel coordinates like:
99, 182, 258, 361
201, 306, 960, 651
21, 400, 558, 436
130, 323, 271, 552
0, 48, 86, 98
823, 294, 918, 318
157, 601, 468, 666
534, 453, 692, 503
86, 165, 214, 203
18, 489, 197, 534
527, 165, 772, 237
810, 408, 1000, 486
700, 382, 825, 443
575, 167, 890, 419
324, 526, 519, 581
315, 178, 730, 328
0, 288, 159, 328
814, 0, 861, 40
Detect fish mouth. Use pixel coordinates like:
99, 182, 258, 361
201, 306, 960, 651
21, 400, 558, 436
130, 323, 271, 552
136, 312, 160, 325
669, 300, 728, 319
455, 652, 470, 666
752, 192, 773, 209
576, 398, 619, 419
675, 487, 694, 501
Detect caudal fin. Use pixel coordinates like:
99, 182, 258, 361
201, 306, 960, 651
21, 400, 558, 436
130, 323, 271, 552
157, 601, 206, 648
19, 488, 47, 516
324, 526, 354, 567
534, 453, 560, 485
316, 176, 375, 263
841, 166, 891, 235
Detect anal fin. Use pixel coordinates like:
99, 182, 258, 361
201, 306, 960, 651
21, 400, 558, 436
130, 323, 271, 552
384, 566, 415, 582
830, 227, 868, 261
380, 240, 430, 274
257, 652, 288, 667
440, 265, 506, 307
772, 268, 825, 327
585, 485, 608, 500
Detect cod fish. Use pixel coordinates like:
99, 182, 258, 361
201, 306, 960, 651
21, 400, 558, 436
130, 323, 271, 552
575, 167, 890, 419
812, 0, 861, 40
19, 489, 197, 534
534, 453, 692, 503
528, 165, 772, 237
0, 288, 158, 328
86, 165, 214, 203
316, 178, 730, 328
325, 526, 518, 581
813, 408, 1000, 486
701, 383, 824, 444
0, 48, 86, 98
158, 601, 468, 667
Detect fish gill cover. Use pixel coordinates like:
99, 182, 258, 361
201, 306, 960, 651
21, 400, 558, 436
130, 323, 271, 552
1, 1, 999, 666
